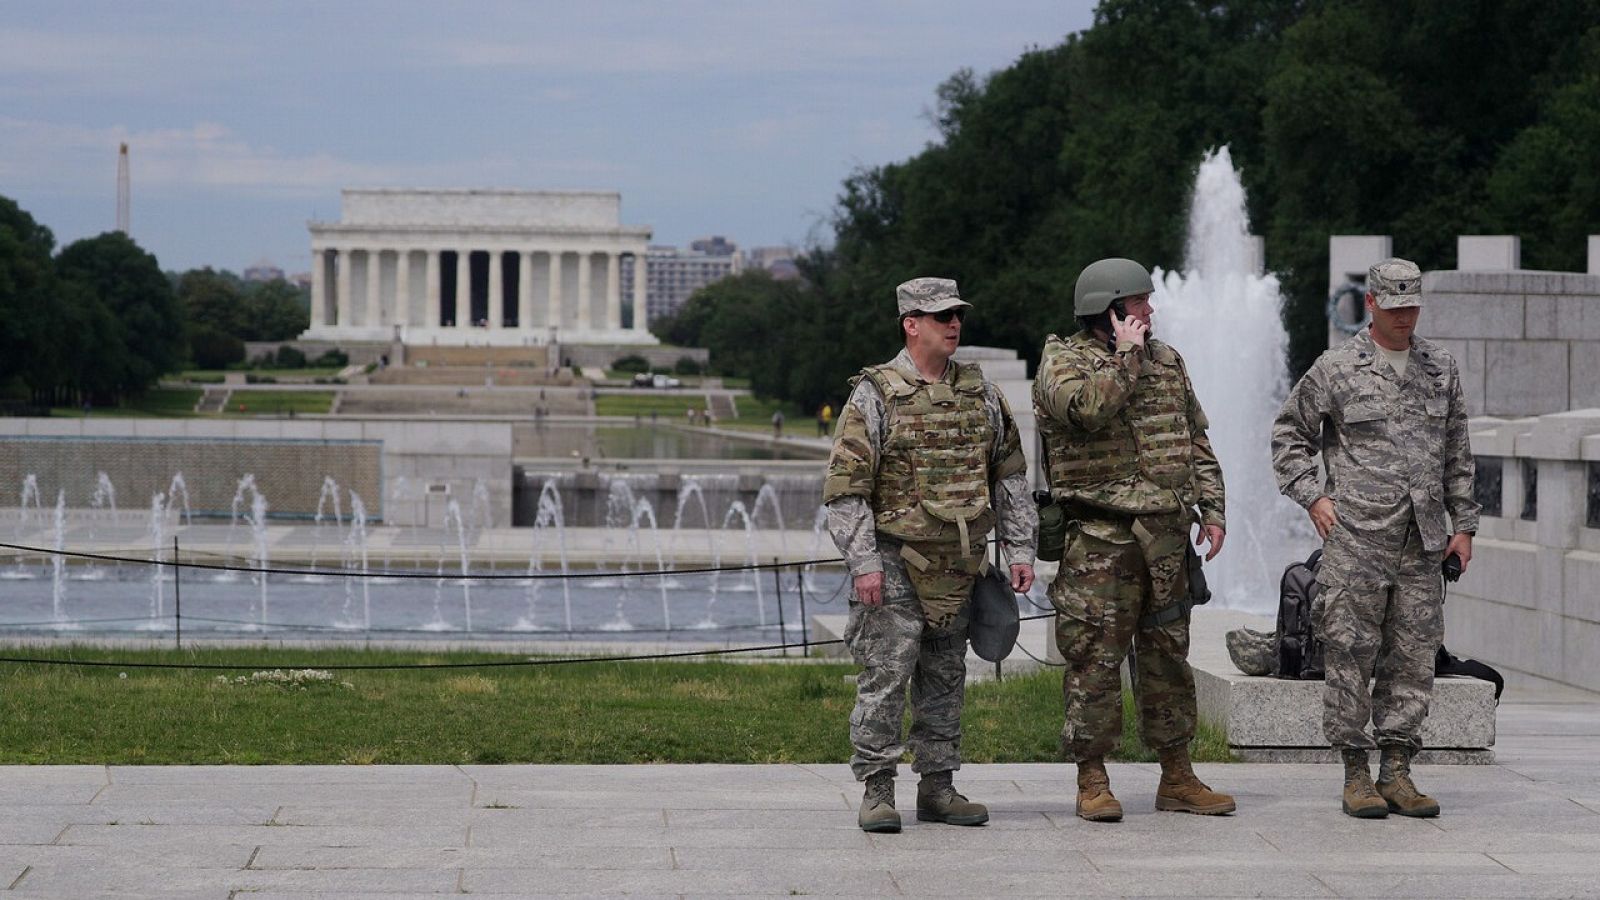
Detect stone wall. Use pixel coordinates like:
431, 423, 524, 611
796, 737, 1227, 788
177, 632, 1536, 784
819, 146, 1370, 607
1423, 270, 1600, 416
1448, 411, 1600, 691
0, 418, 513, 528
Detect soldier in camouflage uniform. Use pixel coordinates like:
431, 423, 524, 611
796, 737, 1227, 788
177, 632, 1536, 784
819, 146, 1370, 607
1034, 258, 1235, 822
1272, 258, 1478, 819
824, 276, 1037, 834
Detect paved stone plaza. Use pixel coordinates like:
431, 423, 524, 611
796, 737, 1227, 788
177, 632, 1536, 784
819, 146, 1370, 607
0, 680, 1595, 898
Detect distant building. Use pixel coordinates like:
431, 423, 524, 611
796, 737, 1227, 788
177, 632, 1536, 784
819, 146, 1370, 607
620, 236, 743, 325
302, 188, 653, 346
746, 245, 801, 281
243, 259, 285, 282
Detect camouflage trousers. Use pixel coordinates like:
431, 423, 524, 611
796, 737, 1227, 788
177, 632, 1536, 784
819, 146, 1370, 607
843, 538, 978, 781
1316, 517, 1443, 752
1049, 512, 1195, 762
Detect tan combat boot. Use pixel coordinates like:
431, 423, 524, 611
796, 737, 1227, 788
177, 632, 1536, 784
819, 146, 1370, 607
916, 770, 989, 826
858, 771, 901, 833
1155, 745, 1237, 815
1376, 744, 1441, 818
1075, 757, 1123, 822
1341, 748, 1389, 819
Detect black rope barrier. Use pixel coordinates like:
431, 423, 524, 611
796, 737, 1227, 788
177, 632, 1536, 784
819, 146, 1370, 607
0, 541, 844, 581
0, 613, 1056, 671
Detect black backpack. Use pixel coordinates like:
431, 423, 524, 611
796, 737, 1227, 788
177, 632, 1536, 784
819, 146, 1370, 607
1276, 548, 1325, 680
1276, 548, 1506, 700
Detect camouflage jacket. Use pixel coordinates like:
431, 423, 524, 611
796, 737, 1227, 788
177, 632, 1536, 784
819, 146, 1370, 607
1271, 329, 1479, 551
824, 348, 1037, 577
1033, 331, 1225, 528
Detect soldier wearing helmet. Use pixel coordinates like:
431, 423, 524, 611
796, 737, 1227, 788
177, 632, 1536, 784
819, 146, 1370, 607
1033, 258, 1235, 822
1272, 258, 1478, 819
824, 276, 1037, 833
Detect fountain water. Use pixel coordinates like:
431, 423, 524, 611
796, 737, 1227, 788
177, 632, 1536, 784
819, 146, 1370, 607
306, 476, 344, 580
520, 478, 573, 632
443, 498, 472, 631
50, 490, 68, 625
341, 491, 372, 629
720, 500, 765, 627
7, 474, 45, 579
223, 476, 272, 625
1151, 145, 1316, 613
673, 477, 721, 627
145, 492, 167, 626
598, 478, 638, 631
632, 498, 669, 630
165, 473, 192, 527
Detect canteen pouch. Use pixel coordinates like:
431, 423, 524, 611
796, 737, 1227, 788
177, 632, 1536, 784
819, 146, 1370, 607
1034, 491, 1067, 562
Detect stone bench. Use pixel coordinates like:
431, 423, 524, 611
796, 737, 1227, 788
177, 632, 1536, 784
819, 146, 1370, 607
1189, 608, 1497, 763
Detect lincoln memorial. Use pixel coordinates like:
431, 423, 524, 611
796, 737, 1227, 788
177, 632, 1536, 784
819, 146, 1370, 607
302, 189, 656, 346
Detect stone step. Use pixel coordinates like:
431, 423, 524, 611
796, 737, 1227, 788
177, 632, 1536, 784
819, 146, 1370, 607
1189, 608, 1497, 763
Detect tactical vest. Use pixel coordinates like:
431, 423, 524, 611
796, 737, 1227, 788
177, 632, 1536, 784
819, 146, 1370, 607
863, 361, 995, 547
1039, 335, 1196, 515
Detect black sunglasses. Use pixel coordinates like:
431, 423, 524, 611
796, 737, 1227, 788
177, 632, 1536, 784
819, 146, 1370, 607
905, 309, 966, 324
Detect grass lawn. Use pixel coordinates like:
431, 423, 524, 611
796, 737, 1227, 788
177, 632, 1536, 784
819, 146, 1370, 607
726, 395, 810, 433
222, 390, 335, 415
53, 388, 202, 418
0, 646, 1231, 765
594, 392, 704, 418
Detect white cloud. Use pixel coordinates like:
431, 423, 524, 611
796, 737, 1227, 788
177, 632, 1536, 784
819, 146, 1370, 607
0, 117, 625, 198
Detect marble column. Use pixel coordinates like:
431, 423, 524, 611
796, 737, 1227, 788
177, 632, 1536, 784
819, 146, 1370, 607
577, 251, 593, 332
366, 249, 383, 327
548, 251, 564, 330
310, 248, 327, 328
488, 250, 504, 330
605, 252, 621, 332
425, 250, 441, 328
455, 250, 471, 328
335, 248, 352, 328
518, 251, 534, 331
394, 249, 411, 327
631, 249, 648, 334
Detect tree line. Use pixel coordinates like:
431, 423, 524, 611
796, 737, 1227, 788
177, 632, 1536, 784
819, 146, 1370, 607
0, 196, 309, 409
656, 0, 1600, 412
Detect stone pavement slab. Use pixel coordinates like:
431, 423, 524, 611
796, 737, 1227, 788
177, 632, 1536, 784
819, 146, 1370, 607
1, 689, 1596, 898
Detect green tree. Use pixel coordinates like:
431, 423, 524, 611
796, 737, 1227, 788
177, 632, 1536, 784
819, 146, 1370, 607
178, 267, 247, 337
242, 278, 309, 341
0, 196, 60, 400
56, 231, 184, 398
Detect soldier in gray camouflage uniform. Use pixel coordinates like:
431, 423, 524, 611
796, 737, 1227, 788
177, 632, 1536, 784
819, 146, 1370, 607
824, 276, 1037, 833
1272, 258, 1479, 819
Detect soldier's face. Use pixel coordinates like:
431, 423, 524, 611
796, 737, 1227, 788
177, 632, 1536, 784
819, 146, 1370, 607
904, 308, 962, 358
1121, 293, 1154, 334
1365, 295, 1421, 349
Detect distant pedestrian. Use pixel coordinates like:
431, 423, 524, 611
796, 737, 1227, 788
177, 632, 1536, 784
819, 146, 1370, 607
771, 409, 785, 439
818, 403, 833, 437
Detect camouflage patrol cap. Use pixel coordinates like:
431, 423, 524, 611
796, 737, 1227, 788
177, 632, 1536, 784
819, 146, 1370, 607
968, 567, 1020, 663
896, 277, 972, 318
1369, 258, 1423, 309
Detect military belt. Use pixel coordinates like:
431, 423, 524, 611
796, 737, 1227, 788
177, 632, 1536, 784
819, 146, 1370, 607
920, 634, 964, 653
1139, 597, 1193, 629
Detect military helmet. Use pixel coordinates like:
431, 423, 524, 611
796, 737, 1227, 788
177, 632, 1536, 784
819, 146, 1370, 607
1073, 258, 1154, 317
968, 567, 1020, 663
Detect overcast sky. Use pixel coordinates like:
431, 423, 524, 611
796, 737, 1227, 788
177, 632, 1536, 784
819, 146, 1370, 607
2, 1, 1097, 274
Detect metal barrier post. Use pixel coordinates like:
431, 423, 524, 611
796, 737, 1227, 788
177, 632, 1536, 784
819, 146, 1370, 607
172, 536, 181, 651
796, 564, 809, 658
772, 558, 787, 657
